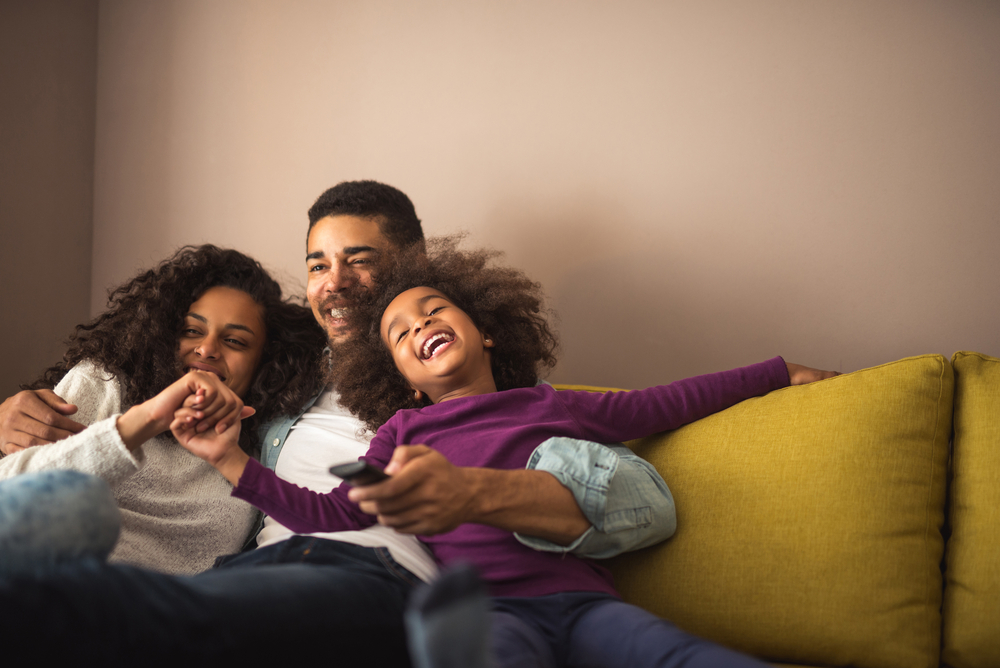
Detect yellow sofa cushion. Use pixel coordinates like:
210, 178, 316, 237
592, 355, 952, 668
942, 351, 1000, 668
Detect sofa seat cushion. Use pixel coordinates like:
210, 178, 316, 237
598, 355, 952, 668
942, 351, 1000, 668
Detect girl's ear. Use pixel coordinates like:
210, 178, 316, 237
412, 388, 423, 402
482, 332, 495, 348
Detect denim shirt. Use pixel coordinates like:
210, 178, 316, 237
259, 394, 320, 472
256, 395, 676, 559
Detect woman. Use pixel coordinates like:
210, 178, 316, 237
0, 245, 326, 575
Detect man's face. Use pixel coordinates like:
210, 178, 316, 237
306, 214, 392, 343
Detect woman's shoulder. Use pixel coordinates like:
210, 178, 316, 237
57, 359, 113, 381
54, 360, 124, 426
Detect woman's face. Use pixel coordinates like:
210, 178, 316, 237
177, 286, 266, 398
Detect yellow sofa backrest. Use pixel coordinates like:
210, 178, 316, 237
562, 354, 954, 668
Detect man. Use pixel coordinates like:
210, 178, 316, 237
0, 181, 676, 662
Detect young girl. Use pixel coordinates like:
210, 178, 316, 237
175, 238, 835, 667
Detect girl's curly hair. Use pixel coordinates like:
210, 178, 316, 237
330, 236, 558, 432
27, 244, 328, 455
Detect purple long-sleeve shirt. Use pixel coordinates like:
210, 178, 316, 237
234, 357, 789, 597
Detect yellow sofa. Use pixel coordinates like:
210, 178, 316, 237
559, 352, 999, 668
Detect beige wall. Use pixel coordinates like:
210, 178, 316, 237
10, 0, 1000, 392
0, 0, 98, 397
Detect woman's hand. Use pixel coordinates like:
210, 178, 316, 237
170, 409, 252, 486
785, 362, 840, 386
115, 370, 244, 451
170, 371, 247, 434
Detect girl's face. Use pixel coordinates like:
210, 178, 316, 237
380, 286, 495, 403
177, 286, 267, 398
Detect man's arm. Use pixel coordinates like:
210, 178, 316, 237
517, 438, 676, 558
0, 389, 85, 456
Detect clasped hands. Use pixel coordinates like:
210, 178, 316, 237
103, 370, 247, 459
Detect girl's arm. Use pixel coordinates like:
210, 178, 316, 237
230, 458, 379, 534
557, 357, 793, 442
173, 410, 394, 535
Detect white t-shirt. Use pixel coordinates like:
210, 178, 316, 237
255, 390, 438, 583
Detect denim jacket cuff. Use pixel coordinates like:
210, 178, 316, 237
516, 437, 676, 559
514, 437, 620, 554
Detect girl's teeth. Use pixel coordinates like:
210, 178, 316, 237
423, 333, 452, 359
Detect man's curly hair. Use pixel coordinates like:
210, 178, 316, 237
330, 236, 558, 433
27, 245, 328, 455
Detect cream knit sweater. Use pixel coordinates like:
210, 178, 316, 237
0, 361, 257, 575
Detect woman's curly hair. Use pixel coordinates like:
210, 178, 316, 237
330, 236, 558, 432
27, 244, 328, 455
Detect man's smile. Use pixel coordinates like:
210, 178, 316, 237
328, 307, 349, 326
319, 297, 352, 329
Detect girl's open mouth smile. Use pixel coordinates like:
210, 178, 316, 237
421, 332, 455, 360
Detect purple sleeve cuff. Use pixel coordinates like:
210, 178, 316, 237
766, 355, 791, 390
232, 455, 372, 534
234, 455, 268, 494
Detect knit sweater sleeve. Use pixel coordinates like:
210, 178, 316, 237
554, 357, 790, 442
0, 362, 144, 483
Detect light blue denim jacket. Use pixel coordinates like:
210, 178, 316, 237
258, 396, 676, 559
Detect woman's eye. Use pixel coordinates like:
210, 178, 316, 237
226, 338, 246, 347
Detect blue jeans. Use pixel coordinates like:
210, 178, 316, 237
0, 536, 421, 664
491, 593, 770, 668
0, 470, 120, 576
